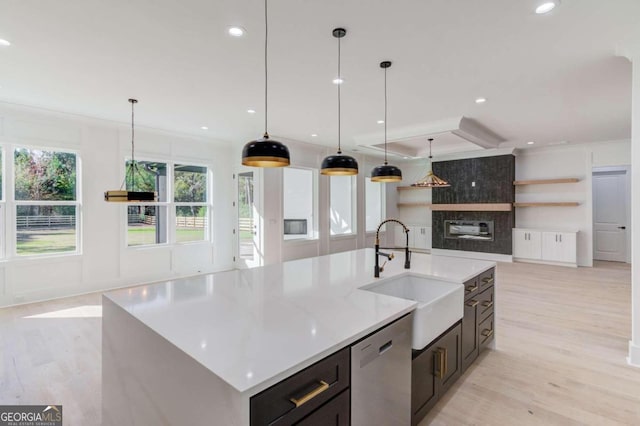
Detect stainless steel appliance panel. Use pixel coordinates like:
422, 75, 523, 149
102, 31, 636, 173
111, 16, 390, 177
351, 313, 413, 426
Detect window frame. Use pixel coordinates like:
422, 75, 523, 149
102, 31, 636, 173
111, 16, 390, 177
173, 162, 210, 245
329, 175, 357, 237
123, 156, 212, 249
11, 144, 82, 258
365, 176, 386, 233
282, 166, 319, 242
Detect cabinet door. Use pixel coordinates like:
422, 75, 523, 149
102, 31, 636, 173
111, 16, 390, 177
411, 323, 462, 426
513, 229, 541, 259
295, 390, 350, 426
413, 227, 429, 250
395, 225, 408, 248
411, 347, 438, 425
461, 299, 479, 373
556, 232, 577, 263
436, 323, 462, 395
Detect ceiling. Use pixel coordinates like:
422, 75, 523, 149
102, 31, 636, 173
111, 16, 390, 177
0, 0, 637, 157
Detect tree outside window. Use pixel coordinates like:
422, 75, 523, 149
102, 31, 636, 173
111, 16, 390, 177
14, 148, 79, 256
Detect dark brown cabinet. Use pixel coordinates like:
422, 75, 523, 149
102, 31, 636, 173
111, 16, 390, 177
461, 267, 495, 373
411, 323, 462, 426
250, 348, 350, 426
295, 390, 350, 426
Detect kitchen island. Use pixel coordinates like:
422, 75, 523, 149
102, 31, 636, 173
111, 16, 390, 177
102, 248, 495, 425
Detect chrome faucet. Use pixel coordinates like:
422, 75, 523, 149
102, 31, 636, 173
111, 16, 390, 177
375, 218, 411, 278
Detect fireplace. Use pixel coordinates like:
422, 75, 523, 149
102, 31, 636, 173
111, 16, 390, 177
444, 220, 494, 241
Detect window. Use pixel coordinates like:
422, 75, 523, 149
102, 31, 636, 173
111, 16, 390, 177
126, 160, 167, 247
365, 177, 385, 232
174, 164, 208, 243
330, 175, 356, 236
14, 148, 79, 256
283, 168, 316, 240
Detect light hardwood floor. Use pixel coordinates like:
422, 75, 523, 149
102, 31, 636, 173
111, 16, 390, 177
1, 261, 639, 425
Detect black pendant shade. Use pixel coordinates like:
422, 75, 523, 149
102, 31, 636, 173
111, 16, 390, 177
242, 133, 290, 167
371, 163, 402, 182
321, 152, 358, 175
241, 0, 290, 167
321, 28, 358, 176
370, 60, 402, 183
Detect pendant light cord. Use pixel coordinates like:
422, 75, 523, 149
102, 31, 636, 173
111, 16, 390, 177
337, 34, 342, 154
263, 0, 269, 138
384, 66, 388, 165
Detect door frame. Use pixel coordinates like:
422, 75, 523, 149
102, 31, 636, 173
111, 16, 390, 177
592, 165, 631, 263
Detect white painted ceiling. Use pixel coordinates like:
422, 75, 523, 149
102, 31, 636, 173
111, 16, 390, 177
0, 0, 637, 157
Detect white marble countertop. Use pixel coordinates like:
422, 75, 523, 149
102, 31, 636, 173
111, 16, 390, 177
104, 248, 494, 395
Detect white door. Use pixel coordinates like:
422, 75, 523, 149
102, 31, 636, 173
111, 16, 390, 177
236, 169, 262, 268
593, 169, 628, 262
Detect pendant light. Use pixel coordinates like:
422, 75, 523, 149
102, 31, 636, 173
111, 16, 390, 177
411, 138, 451, 188
241, 0, 290, 167
370, 61, 402, 182
320, 28, 358, 176
104, 99, 158, 202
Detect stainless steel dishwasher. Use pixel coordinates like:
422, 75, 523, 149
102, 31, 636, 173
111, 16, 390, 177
351, 313, 413, 426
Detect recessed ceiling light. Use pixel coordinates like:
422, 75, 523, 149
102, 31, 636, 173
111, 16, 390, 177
403, 156, 410, 159
332, 78, 344, 85
228, 27, 245, 37
247, 109, 256, 114
377, 120, 385, 124
475, 97, 487, 104
201, 126, 209, 130
535, 1, 559, 14
311, 134, 318, 137
0, 39, 11, 46
527, 141, 535, 145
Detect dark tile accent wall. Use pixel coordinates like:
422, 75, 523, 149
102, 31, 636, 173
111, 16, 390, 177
432, 155, 515, 204
431, 155, 515, 255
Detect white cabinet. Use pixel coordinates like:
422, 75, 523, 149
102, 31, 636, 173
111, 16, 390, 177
513, 229, 541, 259
395, 225, 431, 250
513, 228, 577, 267
541, 231, 577, 264
414, 226, 432, 250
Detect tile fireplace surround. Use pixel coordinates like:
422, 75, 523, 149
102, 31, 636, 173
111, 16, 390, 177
431, 155, 515, 255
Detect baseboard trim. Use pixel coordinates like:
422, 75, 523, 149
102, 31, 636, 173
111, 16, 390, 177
431, 248, 513, 263
628, 341, 640, 368
513, 258, 578, 268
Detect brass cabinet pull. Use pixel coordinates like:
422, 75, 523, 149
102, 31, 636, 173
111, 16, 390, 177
482, 301, 494, 309
481, 329, 494, 338
290, 380, 330, 407
435, 348, 446, 379
465, 285, 478, 293
466, 300, 479, 307
482, 277, 494, 284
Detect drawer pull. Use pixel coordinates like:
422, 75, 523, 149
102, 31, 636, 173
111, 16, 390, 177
481, 329, 494, 338
466, 300, 479, 307
435, 347, 447, 379
290, 381, 330, 407
482, 301, 494, 309
465, 285, 478, 293
482, 277, 494, 285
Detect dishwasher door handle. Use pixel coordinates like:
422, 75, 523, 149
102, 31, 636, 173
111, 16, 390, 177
358, 331, 407, 368
379, 340, 393, 355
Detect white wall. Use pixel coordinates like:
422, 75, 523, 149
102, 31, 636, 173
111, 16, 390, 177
629, 45, 640, 367
0, 103, 234, 307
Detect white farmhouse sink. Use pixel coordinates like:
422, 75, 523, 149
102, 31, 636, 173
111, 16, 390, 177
361, 275, 464, 350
